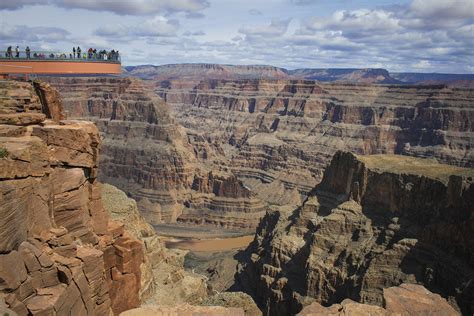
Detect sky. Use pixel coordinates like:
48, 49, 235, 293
0, 0, 473, 73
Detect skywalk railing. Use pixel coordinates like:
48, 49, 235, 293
0, 51, 121, 63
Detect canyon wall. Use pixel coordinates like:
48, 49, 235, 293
156, 79, 473, 209
235, 151, 474, 315
45, 77, 267, 231
0, 80, 144, 315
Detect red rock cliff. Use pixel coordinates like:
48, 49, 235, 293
0, 80, 144, 315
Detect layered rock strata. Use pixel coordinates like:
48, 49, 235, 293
156, 79, 474, 209
45, 77, 267, 230
0, 80, 144, 315
235, 151, 474, 315
178, 171, 266, 230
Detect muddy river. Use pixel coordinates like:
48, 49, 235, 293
164, 235, 254, 252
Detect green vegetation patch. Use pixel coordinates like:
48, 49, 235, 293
0, 147, 9, 158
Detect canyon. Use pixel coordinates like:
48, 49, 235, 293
44, 75, 474, 233
1, 71, 472, 316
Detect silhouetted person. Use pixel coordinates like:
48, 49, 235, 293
15, 46, 19, 58
73, 47, 76, 58
25, 46, 30, 59
77, 46, 81, 59
6, 46, 12, 58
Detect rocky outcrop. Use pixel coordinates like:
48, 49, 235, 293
235, 151, 474, 315
32, 81, 65, 122
156, 79, 473, 211
44, 77, 268, 231
101, 183, 210, 305
0, 79, 144, 315
298, 284, 459, 316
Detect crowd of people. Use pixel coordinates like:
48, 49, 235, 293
3, 45, 120, 61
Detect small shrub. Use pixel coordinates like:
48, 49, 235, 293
0, 147, 8, 158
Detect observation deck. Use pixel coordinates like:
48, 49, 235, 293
0, 50, 121, 76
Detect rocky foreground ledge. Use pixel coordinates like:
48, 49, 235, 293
236, 151, 473, 315
298, 283, 458, 316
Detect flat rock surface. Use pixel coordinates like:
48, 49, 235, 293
120, 304, 245, 316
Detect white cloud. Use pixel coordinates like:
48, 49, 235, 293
0, 0, 47, 10
0, 23, 70, 43
409, 0, 474, 20
0, 0, 209, 15
239, 18, 291, 38
248, 9, 262, 16
185, 12, 205, 19
95, 16, 179, 39
412, 60, 432, 69
183, 30, 206, 36
302, 9, 401, 37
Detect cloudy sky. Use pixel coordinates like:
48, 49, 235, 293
1, 0, 473, 72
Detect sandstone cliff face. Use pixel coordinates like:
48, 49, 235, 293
235, 151, 474, 315
156, 79, 473, 210
0, 80, 144, 315
45, 77, 267, 231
